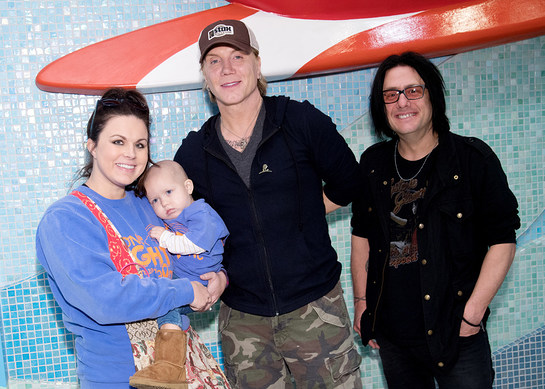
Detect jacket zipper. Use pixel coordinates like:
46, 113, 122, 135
248, 189, 279, 315
204, 133, 280, 315
250, 124, 282, 315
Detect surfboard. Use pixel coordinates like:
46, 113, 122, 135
35, 0, 545, 95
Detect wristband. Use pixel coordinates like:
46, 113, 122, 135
462, 316, 481, 327
354, 296, 366, 302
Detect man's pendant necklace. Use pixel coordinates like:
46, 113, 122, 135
221, 102, 262, 152
225, 137, 250, 151
394, 139, 438, 181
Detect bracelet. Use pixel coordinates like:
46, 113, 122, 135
462, 316, 481, 327
354, 296, 366, 302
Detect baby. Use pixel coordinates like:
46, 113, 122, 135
130, 160, 228, 388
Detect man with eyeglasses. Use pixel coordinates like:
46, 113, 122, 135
350, 52, 520, 388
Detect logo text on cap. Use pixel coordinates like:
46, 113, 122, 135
208, 24, 234, 40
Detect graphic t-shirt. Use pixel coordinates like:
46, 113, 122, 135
379, 148, 435, 346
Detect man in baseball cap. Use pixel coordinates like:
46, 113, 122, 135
180, 17, 364, 389
198, 19, 259, 63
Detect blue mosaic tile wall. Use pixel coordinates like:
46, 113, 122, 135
493, 324, 545, 388
0, 0, 543, 387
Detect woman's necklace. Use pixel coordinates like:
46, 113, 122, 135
221, 102, 262, 151
394, 139, 438, 181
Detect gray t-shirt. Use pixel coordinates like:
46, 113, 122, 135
216, 104, 266, 188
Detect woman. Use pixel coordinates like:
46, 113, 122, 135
36, 88, 227, 388
175, 20, 363, 388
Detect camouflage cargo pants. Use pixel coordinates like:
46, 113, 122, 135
218, 282, 363, 388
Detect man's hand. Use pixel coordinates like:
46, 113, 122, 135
459, 243, 516, 337
351, 235, 379, 349
189, 281, 211, 311
353, 299, 366, 336
354, 299, 380, 349
459, 319, 481, 337
368, 339, 380, 349
200, 271, 228, 310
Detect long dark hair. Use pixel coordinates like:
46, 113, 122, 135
74, 88, 152, 190
369, 51, 450, 139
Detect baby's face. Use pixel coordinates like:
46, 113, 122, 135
145, 170, 193, 220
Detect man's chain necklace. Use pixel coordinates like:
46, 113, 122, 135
394, 139, 438, 181
221, 102, 262, 151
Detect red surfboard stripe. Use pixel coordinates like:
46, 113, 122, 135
295, 0, 545, 75
35, 0, 545, 95
231, 0, 467, 20
35, 4, 257, 95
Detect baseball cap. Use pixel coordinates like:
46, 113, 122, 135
198, 19, 259, 63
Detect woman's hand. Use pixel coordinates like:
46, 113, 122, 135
200, 271, 228, 310
189, 281, 211, 311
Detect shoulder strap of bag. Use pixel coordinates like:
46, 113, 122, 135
71, 190, 147, 278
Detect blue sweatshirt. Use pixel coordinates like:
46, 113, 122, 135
36, 185, 195, 388
164, 198, 228, 282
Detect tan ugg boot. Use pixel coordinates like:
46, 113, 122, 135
129, 329, 189, 389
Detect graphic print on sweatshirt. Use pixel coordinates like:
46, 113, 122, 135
123, 227, 173, 278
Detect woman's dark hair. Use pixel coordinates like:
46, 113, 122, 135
369, 51, 450, 139
74, 88, 152, 189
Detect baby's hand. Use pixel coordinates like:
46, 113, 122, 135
149, 226, 166, 241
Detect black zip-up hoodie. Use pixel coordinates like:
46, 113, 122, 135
175, 96, 361, 316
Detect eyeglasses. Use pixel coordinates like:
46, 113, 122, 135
383, 85, 426, 104
88, 96, 149, 135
